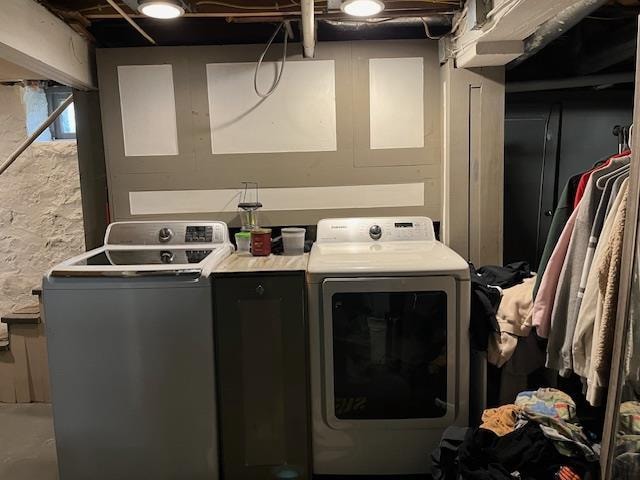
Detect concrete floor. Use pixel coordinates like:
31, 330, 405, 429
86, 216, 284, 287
0, 403, 58, 480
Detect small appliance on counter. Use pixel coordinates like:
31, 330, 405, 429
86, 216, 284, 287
238, 181, 262, 231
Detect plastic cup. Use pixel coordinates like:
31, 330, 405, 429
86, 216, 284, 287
235, 232, 251, 255
281, 227, 306, 256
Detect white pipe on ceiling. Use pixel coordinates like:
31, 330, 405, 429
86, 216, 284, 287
301, 0, 315, 58
105, 0, 157, 45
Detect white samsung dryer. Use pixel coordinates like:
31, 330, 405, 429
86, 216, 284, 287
43, 221, 233, 480
307, 217, 471, 476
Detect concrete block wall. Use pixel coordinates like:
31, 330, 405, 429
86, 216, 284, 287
0, 85, 84, 340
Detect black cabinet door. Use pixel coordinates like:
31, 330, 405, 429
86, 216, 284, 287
213, 272, 309, 480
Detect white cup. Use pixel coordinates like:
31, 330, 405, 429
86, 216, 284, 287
281, 227, 306, 256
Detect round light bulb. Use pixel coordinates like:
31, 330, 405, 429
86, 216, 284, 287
139, 1, 184, 19
341, 0, 385, 17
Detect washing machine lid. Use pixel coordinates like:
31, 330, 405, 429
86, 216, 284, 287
48, 245, 233, 277
48, 220, 234, 278
307, 240, 469, 278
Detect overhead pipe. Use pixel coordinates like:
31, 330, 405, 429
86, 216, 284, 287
0, 95, 73, 177
508, 0, 607, 69
301, 0, 315, 58
321, 15, 453, 36
104, 0, 157, 45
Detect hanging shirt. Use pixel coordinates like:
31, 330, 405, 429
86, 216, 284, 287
572, 151, 629, 208
533, 173, 582, 300
586, 186, 629, 406
532, 206, 579, 338
547, 154, 630, 376
573, 176, 629, 379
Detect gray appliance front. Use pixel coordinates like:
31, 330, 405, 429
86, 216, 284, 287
43, 274, 218, 480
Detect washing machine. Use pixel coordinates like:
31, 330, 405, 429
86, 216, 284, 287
43, 221, 233, 480
307, 216, 471, 475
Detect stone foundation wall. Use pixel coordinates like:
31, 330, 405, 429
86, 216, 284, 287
0, 85, 84, 338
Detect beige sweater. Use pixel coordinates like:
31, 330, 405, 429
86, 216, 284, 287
586, 187, 628, 406
573, 179, 629, 378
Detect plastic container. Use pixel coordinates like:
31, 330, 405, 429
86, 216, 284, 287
251, 228, 272, 256
235, 231, 251, 255
281, 227, 306, 256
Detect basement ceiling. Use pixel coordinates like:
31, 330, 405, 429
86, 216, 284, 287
39, 0, 462, 47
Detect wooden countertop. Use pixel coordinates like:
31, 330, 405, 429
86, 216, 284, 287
216, 253, 309, 273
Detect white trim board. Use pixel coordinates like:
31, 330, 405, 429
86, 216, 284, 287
129, 183, 425, 215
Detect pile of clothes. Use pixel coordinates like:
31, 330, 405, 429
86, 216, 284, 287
431, 388, 599, 480
614, 401, 640, 479
470, 261, 545, 404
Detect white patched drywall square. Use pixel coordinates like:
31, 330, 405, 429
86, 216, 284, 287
369, 57, 424, 150
207, 60, 337, 154
117, 64, 179, 156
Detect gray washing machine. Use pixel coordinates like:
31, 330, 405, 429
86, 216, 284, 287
43, 221, 233, 480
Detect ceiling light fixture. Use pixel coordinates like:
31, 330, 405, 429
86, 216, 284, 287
138, 1, 185, 19
341, 0, 385, 17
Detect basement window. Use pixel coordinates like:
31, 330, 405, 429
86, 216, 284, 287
46, 87, 76, 140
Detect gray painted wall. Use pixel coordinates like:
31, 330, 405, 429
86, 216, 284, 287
96, 40, 442, 227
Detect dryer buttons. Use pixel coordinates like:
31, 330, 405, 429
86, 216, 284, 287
369, 224, 382, 240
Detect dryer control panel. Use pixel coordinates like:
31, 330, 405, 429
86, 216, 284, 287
316, 217, 435, 243
105, 221, 229, 246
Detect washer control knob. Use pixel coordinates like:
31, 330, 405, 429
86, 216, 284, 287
369, 224, 382, 240
158, 227, 173, 243
160, 251, 174, 264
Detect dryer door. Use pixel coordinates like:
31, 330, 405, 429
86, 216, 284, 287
322, 276, 457, 430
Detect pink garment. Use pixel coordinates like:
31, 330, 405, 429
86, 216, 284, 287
532, 205, 580, 338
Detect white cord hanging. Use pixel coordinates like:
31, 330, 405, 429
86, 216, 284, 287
254, 22, 288, 99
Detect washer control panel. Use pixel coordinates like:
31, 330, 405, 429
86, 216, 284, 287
317, 217, 435, 243
106, 221, 229, 246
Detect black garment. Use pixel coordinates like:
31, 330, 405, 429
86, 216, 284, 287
430, 426, 470, 480
458, 423, 569, 480
468, 262, 533, 351
475, 261, 533, 289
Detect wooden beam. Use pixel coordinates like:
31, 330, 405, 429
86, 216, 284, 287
452, 0, 605, 68
0, 0, 95, 89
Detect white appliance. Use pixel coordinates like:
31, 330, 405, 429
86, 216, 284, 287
307, 217, 471, 475
43, 221, 233, 480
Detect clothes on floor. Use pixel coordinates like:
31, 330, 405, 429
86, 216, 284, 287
432, 389, 598, 480
458, 422, 564, 480
480, 404, 522, 436
430, 425, 470, 480
515, 388, 597, 461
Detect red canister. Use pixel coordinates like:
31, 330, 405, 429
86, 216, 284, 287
251, 228, 272, 256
